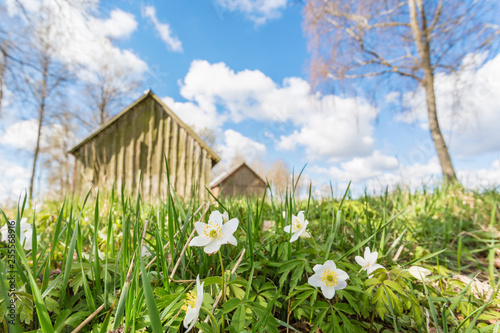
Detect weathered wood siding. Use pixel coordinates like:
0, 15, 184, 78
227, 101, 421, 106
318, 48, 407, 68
72, 95, 215, 200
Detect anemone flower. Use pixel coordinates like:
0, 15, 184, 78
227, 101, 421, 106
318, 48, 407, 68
284, 211, 311, 243
189, 211, 238, 255
183, 275, 204, 332
355, 247, 385, 278
0, 218, 34, 250
308, 260, 349, 299
408, 266, 432, 282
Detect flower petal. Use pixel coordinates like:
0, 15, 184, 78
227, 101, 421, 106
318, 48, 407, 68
219, 233, 237, 246
368, 251, 379, 265
300, 230, 311, 238
297, 211, 305, 223
323, 260, 337, 270
367, 264, 385, 276
183, 307, 199, 329
355, 256, 366, 267
308, 273, 323, 288
290, 231, 300, 243
322, 286, 336, 299
335, 280, 347, 290
194, 222, 207, 235
312, 264, 324, 273
203, 241, 221, 255
196, 278, 204, 309
284, 225, 292, 233
189, 236, 211, 247
334, 269, 349, 281
222, 218, 239, 235
209, 211, 223, 223
364, 247, 371, 258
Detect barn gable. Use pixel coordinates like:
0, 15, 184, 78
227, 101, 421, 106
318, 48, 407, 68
70, 90, 219, 199
210, 162, 266, 197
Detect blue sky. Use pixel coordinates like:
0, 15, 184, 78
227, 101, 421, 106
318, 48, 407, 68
1, 0, 500, 202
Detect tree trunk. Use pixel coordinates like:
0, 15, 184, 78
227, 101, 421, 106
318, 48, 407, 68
422, 71, 457, 182
29, 105, 44, 201
409, 0, 458, 183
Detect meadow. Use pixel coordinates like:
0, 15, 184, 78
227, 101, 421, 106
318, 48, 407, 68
1, 181, 499, 332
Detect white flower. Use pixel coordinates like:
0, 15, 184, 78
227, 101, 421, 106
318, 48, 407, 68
189, 211, 239, 255
1, 218, 34, 250
408, 266, 432, 282
355, 247, 385, 277
283, 211, 311, 242
308, 260, 349, 299
183, 275, 204, 332
141, 246, 152, 258
222, 211, 229, 223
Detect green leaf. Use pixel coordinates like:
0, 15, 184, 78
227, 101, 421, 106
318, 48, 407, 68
140, 255, 163, 333
15, 234, 54, 333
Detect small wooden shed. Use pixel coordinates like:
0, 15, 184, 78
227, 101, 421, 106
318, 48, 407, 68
210, 162, 266, 198
69, 90, 220, 199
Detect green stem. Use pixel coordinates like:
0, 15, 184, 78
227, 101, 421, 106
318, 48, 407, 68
201, 306, 220, 333
218, 250, 225, 303
311, 237, 321, 258
218, 250, 226, 332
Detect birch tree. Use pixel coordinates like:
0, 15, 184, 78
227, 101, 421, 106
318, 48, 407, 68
17, 8, 69, 201
304, 0, 499, 182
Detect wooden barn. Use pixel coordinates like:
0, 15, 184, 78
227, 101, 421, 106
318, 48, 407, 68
210, 162, 266, 198
69, 90, 220, 199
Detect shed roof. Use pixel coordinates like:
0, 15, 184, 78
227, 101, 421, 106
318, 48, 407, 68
69, 90, 220, 163
210, 162, 266, 188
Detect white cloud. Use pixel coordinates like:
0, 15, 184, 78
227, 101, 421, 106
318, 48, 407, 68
277, 97, 378, 161
458, 159, 500, 189
0, 156, 30, 204
170, 60, 380, 161
161, 96, 226, 131
142, 6, 183, 53
0, 120, 41, 151
218, 129, 267, 164
395, 53, 500, 156
216, 0, 288, 25
310, 151, 399, 183
0, 119, 73, 152
94, 9, 138, 39
7, 0, 147, 82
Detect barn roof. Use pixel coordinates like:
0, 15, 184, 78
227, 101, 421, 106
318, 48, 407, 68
69, 90, 220, 163
210, 162, 266, 188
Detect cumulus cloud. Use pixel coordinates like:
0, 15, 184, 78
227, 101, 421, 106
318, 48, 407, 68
0, 157, 30, 204
0, 119, 74, 152
310, 151, 399, 183
173, 60, 379, 161
277, 97, 378, 161
161, 96, 226, 131
218, 129, 267, 163
7, 0, 147, 82
395, 53, 500, 156
215, 0, 288, 25
94, 9, 138, 39
142, 6, 183, 52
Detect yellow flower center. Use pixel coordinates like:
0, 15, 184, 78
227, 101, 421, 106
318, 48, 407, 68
203, 221, 222, 240
181, 290, 197, 312
321, 269, 338, 287
292, 219, 302, 231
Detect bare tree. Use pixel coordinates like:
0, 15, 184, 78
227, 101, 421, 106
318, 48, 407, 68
42, 109, 77, 197
83, 46, 141, 129
16, 8, 69, 201
267, 159, 291, 197
304, 0, 499, 182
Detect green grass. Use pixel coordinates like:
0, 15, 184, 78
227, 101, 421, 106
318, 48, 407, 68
0, 181, 499, 332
